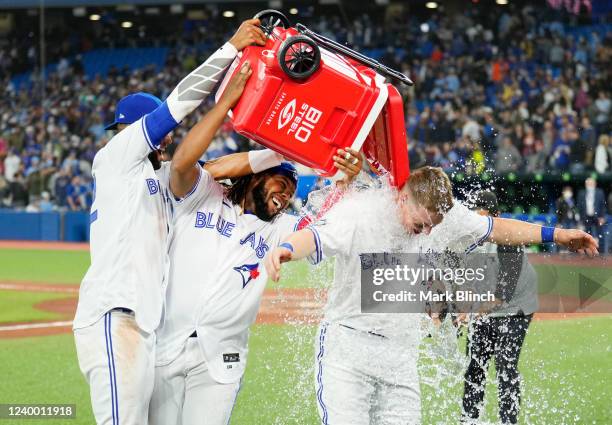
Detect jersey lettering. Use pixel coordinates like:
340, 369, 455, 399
146, 178, 160, 195
194, 210, 235, 238
240, 232, 256, 248
195, 211, 270, 256
255, 236, 269, 259
195, 211, 215, 229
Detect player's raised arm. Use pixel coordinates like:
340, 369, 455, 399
265, 229, 318, 282
203, 149, 285, 181
160, 19, 264, 126
488, 217, 599, 256
130, 19, 265, 161
170, 62, 252, 198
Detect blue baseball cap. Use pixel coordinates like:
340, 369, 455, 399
268, 162, 298, 186
104, 92, 162, 130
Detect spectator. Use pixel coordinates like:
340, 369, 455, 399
4, 149, 20, 182
39, 191, 54, 212
495, 136, 522, 173
594, 134, 611, 174
580, 116, 597, 166
568, 126, 588, 173
0, 174, 8, 203
549, 129, 572, 170
0, 135, 7, 175
408, 143, 427, 169
26, 161, 46, 198
7, 171, 29, 208
594, 91, 611, 133
0, 4, 609, 212
53, 167, 72, 208
555, 186, 579, 229
462, 116, 481, 143
61, 150, 80, 176
65, 175, 90, 211
577, 178, 607, 250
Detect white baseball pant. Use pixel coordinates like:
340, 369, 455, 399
74, 309, 156, 425
314, 322, 422, 425
149, 337, 241, 425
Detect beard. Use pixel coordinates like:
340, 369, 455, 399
252, 179, 276, 222
147, 150, 162, 170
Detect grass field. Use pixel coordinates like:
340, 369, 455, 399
0, 247, 611, 424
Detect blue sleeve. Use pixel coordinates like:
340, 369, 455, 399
143, 101, 179, 148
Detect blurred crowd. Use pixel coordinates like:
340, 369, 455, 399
396, 7, 611, 178
0, 3, 610, 217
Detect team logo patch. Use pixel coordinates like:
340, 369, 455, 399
233, 263, 260, 288
223, 353, 240, 363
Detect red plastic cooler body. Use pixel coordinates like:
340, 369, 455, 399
216, 27, 389, 176
362, 84, 410, 188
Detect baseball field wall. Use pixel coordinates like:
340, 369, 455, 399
0, 210, 90, 242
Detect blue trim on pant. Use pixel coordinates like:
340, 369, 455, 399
104, 312, 119, 424
104, 313, 115, 425
316, 323, 329, 425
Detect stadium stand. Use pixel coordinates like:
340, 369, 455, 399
0, 1, 609, 248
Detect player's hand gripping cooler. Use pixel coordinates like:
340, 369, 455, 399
215, 10, 413, 187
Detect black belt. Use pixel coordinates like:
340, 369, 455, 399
339, 323, 387, 339
113, 308, 133, 315
189, 331, 197, 338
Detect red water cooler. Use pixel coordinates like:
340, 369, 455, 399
215, 15, 410, 187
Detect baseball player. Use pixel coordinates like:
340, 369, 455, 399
461, 191, 538, 425
265, 166, 598, 425
73, 19, 267, 425
148, 61, 363, 424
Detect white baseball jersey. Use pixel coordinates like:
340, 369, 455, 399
308, 189, 493, 337
73, 118, 172, 334
156, 167, 297, 383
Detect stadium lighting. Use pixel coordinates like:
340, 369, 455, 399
420, 23, 430, 33
289, 8, 298, 15
73, 7, 86, 17
89, 14, 101, 21
121, 21, 133, 29
425, 1, 438, 9
496, 0, 508, 4
170, 4, 184, 14
223, 10, 236, 18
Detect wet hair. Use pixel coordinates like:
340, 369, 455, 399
401, 166, 453, 214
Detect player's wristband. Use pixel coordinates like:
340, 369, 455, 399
279, 243, 294, 253
541, 226, 555, 243
249, 149, 283, 173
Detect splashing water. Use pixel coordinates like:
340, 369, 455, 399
253, 174, 607, 424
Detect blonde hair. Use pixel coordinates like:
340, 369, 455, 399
402, 166, 454, 214
599, 134, 610, 146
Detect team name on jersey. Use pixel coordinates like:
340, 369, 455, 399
195, 211, 236, 238
193, 210, 270, 259
146, 178, 162, 195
